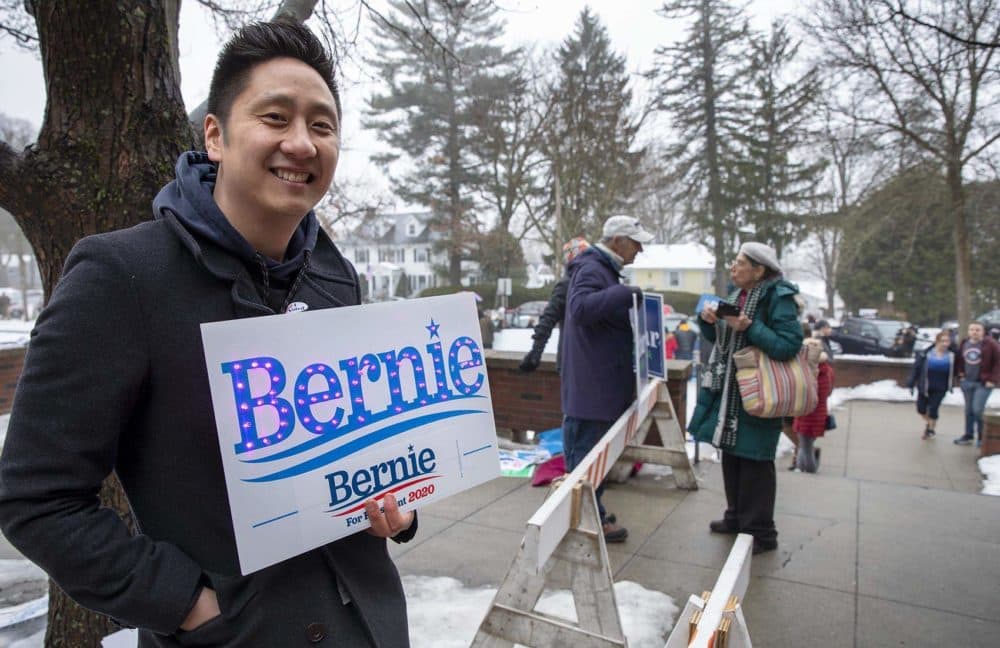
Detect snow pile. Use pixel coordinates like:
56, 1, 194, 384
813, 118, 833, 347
0, 320, 33, 349
978, 455, 1000, 497
828, 380, 1000, 410
491, 328, 558, 354
403, 575, 677, 647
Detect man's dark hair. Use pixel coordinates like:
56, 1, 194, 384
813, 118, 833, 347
207, 20, 341, 127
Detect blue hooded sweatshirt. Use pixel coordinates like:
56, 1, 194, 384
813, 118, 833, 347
152, 152, 319, 311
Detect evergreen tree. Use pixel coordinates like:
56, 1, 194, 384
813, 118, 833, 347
366, 0, 515, 286
540, 7, 645, 248
838, 167, 957, 324
733, 21, 826, 257
648, 0, 753, 294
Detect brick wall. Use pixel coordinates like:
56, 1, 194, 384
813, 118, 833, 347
0, 346, 25, 414
831, 356, 912, 388
983, 411, 1000, 458
485, 351, 693, 441
0, 345, 917, 423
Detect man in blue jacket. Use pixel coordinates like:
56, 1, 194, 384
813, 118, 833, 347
0, 21, 414, 647
561, 215, 652, 543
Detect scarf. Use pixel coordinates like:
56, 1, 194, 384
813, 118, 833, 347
702, 279, 770, 448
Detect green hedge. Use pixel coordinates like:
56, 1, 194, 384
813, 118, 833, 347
419, 283, 555, 308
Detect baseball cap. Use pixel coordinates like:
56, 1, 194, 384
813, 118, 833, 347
602, 215, 654, 243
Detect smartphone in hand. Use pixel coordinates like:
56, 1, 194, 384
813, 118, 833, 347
715, 301, 741, 317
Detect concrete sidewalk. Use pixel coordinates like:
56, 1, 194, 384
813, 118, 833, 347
391, 400, 1000, 647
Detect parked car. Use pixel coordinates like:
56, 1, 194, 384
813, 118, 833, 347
976, 309, 1000, 335
511, 301, 549, 328
830, 317, 912, 356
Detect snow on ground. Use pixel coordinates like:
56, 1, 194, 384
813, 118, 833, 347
979, 455, 1000, 497
828, 380, 1000, 410
404, 576, 676, 648
835, 353, 914, 364
0, 320, 33, 349
6, 576, 678, 648
491, 327, 558, 355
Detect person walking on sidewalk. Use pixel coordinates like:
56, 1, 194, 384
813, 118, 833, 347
954, 321, 999, 446
689, 242, 804, 555
561, 216, 653, 543
907, 329, 955, 440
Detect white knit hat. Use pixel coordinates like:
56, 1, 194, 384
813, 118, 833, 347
739, 242, 782, 273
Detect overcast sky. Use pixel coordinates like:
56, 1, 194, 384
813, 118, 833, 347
0, 0, 801, 196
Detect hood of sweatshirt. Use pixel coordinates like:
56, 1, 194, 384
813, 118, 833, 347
152, 151, 319, 287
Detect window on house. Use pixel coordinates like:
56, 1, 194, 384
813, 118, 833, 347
669, 271, 681, 287
415, 248, 428, 263
355, 249, 368, 264
407, 222, 417, 236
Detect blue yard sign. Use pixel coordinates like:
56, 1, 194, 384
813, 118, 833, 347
644, 293, 664, 378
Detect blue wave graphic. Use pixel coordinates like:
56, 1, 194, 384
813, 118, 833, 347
242, 409, 486, 483
242, 393, 487, 464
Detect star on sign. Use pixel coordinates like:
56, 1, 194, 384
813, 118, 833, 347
426, 318, 441, 340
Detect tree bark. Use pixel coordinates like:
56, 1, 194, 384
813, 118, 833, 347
947, 162, 973, 331
0, 2, 197, 646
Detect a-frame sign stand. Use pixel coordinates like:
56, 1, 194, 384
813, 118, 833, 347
472, 480, 624, 648
472, 379, 698, 647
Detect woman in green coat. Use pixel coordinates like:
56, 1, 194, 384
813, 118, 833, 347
690, 242, 803, 555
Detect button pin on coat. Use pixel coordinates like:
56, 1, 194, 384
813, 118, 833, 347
306, 622, 326, 642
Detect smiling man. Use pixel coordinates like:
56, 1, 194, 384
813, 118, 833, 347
0, 21, 414, 648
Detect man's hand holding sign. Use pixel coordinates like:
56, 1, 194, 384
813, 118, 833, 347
366, 492, 415, 538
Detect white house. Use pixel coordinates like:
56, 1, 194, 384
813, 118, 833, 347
525, 263, 556, 289
333, 212, 480, 301
623, 243, 715, 295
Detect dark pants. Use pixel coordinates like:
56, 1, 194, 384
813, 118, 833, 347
563, 416, 612, 523
916, 388, 947, 420
721, 451, 777, 545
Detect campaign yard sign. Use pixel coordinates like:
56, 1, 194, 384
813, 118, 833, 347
201, 292, 500, 574
644, 293, 665, 378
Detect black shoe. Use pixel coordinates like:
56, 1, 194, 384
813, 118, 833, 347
814, 447, 821, 468
954, 436, 974, 445
605, 513, 617, 524
602, 522, 628, 543
752, 539, 778, 555
709, 519, 739, 534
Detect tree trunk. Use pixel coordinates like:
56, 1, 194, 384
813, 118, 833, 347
700, 0, 727, 295
0, 2, 197, 646
946, 162, 972, 331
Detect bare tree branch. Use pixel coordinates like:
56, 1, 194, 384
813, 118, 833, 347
880, 0, 1000, 49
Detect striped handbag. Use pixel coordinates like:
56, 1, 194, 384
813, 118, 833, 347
732, 344, 820, 418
